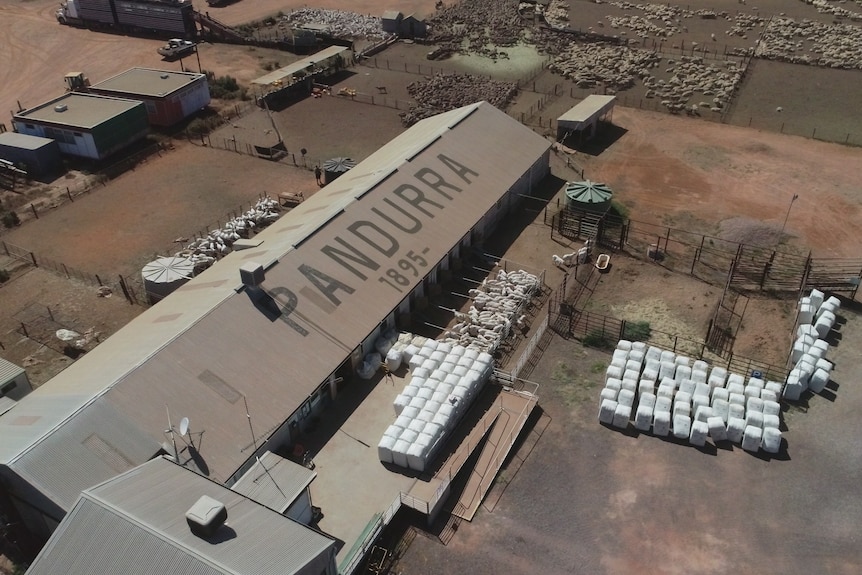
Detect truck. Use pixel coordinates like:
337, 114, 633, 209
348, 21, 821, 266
56, 0, 196, 38
158, 38, 197, 59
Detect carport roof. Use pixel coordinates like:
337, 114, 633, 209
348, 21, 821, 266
558, 95, 616, 126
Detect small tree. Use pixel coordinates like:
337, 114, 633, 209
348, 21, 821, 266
2, 211, 21, 229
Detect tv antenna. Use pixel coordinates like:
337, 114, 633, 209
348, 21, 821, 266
165, 406, 179, 462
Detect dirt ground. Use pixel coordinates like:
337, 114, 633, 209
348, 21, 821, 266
210, 0, 438, 28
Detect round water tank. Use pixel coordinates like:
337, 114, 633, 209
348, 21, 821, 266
142, 256, 194, 303
322, 157, 356, 185
564, 180, 613, 213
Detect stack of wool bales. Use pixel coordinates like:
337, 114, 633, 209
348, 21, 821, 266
380, 338, 494, 471
784, 289, 838, 401
598, 340, 784, 454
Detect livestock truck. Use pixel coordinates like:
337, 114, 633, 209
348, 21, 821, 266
57, 0, 196, 38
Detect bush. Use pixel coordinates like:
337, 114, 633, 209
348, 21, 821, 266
609, 199, 629, 219
208, 75, 246, 100
0, 268, 10, 283
583, 329, 614, 350
623, 320, 652, 342
186, 116, 223, 136
2, 211, 21, 228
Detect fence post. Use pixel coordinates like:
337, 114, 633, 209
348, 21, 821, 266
61, 263, 70, 278
30, 252, 37, 267
2, 241, 8, 256
30, 204, 38, 219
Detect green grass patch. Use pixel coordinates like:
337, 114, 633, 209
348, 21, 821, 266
623, 320, 652, 342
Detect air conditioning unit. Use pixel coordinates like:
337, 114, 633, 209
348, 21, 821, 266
185, 495, 228, 538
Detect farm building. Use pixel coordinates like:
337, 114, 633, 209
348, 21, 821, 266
89, 68, 211, 127
0, 132, 62, 177
0, 102, 550, 565
381, 10, 402, 34
0, 357, 31, 401
556, 95, 616, 145
251, 45, 353, 101
25, 457, 337, 575
12, 93, 148, 160
381, 11, 426, 38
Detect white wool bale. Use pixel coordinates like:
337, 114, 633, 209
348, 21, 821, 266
386, 348, 403, 372
674, 355, 691, 367
402, 344, 419, 363
476, 351, 494, 367
672, 414, 692, 439
656, 383, 675, 400
762, 400, 781, 417
457, 356, 474, 369
606, 365, 624, 382
710, 366, 728, 384
675, 365, 692, 382
708, 374, 726, 390
660, 350, 675, 363
408, 419, 425, 434
406, 442, 427, 471
661, 376, 678, 392
403, 385, 420, 399
746, 397, 764, 414
400, 428, 419, 444
711, 387, 729, 403
440, 361, 458, 374
612, 349, 629, 363
617, 339, 633, 351
808, 288, 825, 309
408, 396, 427, 411
726, 417, 746, 444
417, 387, 433, 401
761, 427, 781, 454
638, 379, 655, 396
689, 420, 709, 446
712, 398, 730, 423
625, 359, 642, 374
377, 435, 396, 464
824, 295, 841, 310
392, 440, 410, 468
646, 346, 662, 362
694, 382, 711, 399
634, 405, 653, 431
726, 382, 745, 396
694, 405, 713, 423
618, 389, 636, 408
599, 399, 618, 424
444, 374, 461, 388
606, 378, 622, 392
645, 358, 661, 372
796, 323, 817, 340
815, 301, 836, 322
400, 406, 419, 421
629, 349, 645, 364
659, 361, 675, 380
450, 385, 469, 401
790, 339, 808, 363
762, 413, 780, 429
642, 367, 659, 382
609, 357, 627, 371
742, 426, 763, 452
436, 383, 454, 396
430, 350, 447, 364
729, 392, 746, 407
416, 409, 435, 423
387, 422, 406, 439
437, 401, 455, 419
425, 400, 442, 414
745, 411, 764, 430
411, 335, 428, 348
707, 416, 727, 442
408, 354, 425, 370
463, 347, 479, 361
808, 368, 829, 393
452, 365, 468, 378
746, 376, 764, 389
432, 411, 450, 429
412, 368, 430, 381
727, 374, 745, 387
692, 359, 709, 373
423, 422, 443, 441
653, 410, 671, 436
815, 357, 833, 373
672, 402, 690, 418
727, 403, 745, 421
623, 369, 641, 383
436, 342, 452, 355
743, 385, 761, 400
601, 387, 619, 402
393, 394, 410, 415
691, 369, 708, 384
421, 358, 438, 372
639, 392, 657, 409
375, 337, 393, 355
797, 303, 816, 325
759, 389, 779, 403
814, 314, 834, 339
679, 379, 695, 396
765, 380, 783, 395
675, 391, 692, 406
655, 396, 672, 414
612, 404, 632, 428
451, 344, 466, 356
431, 390, 448, 405
632, 341, 647, 351
811, 339, 829, 357
782, 381, 804, 401
692, 394, 709, 414
620, 379, 637, 393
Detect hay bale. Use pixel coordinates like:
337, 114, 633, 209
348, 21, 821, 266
741, 425, 763, 452
726, 417, 746, 444
673, 414, 692, 439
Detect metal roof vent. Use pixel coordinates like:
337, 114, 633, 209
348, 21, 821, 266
239, 262, 265, 287
186, 495, 228, 538
160, 73, 169, 79
54, 104, 68, 113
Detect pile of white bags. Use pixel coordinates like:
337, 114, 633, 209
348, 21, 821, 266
785, 289, 838, 401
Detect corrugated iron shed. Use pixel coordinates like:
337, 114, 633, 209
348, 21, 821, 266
231, 451, 316, 513
0, 357, 25, 384
25, 457, 335, 575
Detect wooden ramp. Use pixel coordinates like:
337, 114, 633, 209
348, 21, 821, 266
452, 389, 538, 521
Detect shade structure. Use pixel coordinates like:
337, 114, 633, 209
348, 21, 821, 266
564, 180, 613, 212
141, 256, 194, 303
323, 157, 356, 184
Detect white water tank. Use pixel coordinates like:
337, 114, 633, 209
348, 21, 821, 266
141, 256, 194, 303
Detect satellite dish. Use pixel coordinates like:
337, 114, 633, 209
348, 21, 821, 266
179, 417, 190, 437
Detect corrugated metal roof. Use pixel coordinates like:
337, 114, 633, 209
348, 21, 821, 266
14, 93, 144, 130
0, 132, 55, 151
231, 452, 316, 513
91, 68, 205, 99
252, 46, 351, 87
26, 457, 334, 575
0, 101, 550, 517
0, 396, 16, 417
0, 356, 25, 384
557, 95, 616, 125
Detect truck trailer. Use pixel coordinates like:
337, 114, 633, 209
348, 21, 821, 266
57, 0, 196, 38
